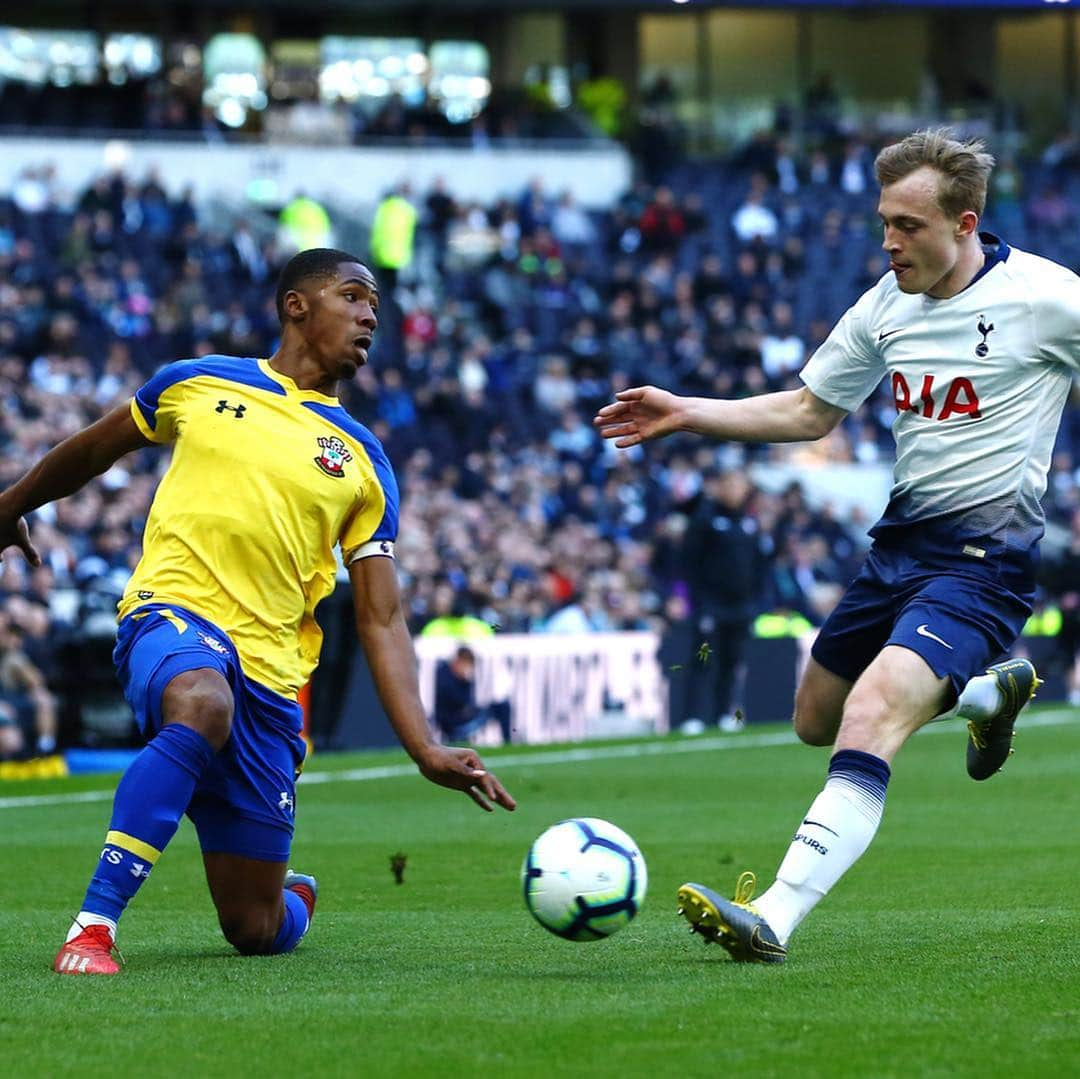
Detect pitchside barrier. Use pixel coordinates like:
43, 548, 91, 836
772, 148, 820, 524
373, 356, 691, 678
325, 631, 813, 749
414, 633, 667, 745
320, 630, 1070, 751
326, 632, 669, 749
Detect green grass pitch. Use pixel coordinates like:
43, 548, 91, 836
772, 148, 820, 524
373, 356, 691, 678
2, 708, 1078, 1077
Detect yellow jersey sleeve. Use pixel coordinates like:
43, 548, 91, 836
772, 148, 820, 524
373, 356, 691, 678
130, 360, 199, 443
339, 450, 398, 561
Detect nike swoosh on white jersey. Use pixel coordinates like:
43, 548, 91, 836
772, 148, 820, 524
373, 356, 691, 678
915, 624, 953, 650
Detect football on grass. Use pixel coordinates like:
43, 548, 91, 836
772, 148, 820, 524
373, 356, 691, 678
522, 818, 647, 941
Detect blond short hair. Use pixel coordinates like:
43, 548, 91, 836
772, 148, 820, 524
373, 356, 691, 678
874, 127, 996, 218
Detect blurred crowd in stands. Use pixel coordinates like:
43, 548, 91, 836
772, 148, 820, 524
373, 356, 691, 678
3, 124, 1080, 751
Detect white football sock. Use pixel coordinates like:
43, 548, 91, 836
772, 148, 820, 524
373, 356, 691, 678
933, 672, 1003, 722
66, 912, 117, 943
953, 673, 1004, 721
754, 754, 889, 946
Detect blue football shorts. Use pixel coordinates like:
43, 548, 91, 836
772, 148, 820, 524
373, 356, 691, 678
811, 543, 1034, 699
113, 603, 307, 862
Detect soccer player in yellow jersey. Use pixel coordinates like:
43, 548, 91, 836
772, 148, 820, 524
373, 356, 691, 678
0, 248, 515, 975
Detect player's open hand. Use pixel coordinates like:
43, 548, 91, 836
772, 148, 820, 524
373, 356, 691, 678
593, 386, 684, 448
417, 744, 516, 812
0, 516, 41, 568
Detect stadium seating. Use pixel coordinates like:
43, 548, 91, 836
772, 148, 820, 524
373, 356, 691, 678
1, 126, 1078, 751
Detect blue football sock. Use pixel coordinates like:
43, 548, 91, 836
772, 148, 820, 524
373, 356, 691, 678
80, 724, 215, 924
268, 888, 311, 955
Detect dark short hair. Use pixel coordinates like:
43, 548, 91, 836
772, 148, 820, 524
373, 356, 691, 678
275, 247, 364, 323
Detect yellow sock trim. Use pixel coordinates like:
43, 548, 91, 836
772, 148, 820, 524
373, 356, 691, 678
105, 830, 162, 865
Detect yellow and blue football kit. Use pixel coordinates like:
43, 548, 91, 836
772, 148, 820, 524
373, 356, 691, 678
122, 354, 398, 698
110, 354, 399, 860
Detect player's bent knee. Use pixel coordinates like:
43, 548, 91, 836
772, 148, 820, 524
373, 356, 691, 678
162, 670, 234, 751
792, 708, 836, 747
793, 660, 851, 747
792, 688, 840, 747
837, 691, 894, 745
219, 909, 279, 955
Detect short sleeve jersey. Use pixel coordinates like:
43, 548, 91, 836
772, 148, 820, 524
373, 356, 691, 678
121, 356, 399, 698
800, 236, 1080, 565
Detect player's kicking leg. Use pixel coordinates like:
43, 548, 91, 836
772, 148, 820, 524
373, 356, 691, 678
678, 646, 945, 962
678, 872, 787, 963
674, 658, 848, 963
956, 658, 1041, 780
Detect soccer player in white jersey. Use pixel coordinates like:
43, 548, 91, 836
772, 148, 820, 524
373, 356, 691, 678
594, 128, 1073, 962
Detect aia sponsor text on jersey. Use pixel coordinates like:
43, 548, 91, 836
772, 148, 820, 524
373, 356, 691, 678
891, 374, 981, 420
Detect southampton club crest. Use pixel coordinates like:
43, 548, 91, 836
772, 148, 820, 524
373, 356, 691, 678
314, 435, 352, 478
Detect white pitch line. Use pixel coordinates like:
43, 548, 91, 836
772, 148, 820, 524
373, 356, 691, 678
0, 788, 119, 810
0, 709, 1074, 811
295, 728, 800, 786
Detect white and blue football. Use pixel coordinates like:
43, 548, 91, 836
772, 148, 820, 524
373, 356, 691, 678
522, 818, 647, 941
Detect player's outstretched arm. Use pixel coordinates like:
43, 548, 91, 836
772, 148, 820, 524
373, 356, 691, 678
0, 403, 153, 565
348, 555, 516, 813
593, 385, 847, 448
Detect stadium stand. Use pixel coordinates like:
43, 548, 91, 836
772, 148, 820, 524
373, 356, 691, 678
1, 124, 1078, 753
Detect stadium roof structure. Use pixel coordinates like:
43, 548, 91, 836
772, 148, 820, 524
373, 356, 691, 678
18, 0, 1077, 11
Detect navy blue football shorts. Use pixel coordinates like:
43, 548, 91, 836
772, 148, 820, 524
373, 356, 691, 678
114, 604, 307, 862
811, 544, 1033, 700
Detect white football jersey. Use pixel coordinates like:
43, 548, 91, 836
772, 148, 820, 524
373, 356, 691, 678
801, 236, 1080, 562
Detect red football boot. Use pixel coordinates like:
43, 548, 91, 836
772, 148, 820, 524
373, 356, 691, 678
53, 924, 120, 975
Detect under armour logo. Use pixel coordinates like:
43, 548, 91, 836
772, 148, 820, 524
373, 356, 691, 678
216, 401, 246, 417
975, 316, 994, 358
